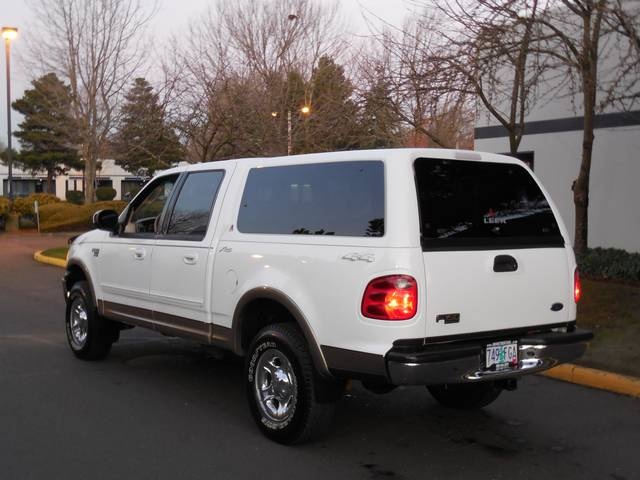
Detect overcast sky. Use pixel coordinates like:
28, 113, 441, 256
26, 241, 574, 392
0, 0, 411, 146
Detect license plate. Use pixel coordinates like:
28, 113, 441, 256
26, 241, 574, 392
485, 340, 518, 371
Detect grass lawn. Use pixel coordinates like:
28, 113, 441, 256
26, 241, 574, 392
41, 246, 69, 260
577, 279, 640, 378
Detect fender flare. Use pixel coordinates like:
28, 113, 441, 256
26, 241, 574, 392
65, 259, 99, 312
231, 287, 331, 377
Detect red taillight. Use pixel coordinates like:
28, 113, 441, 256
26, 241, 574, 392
361, 275, 418, 320
574, 268, 582, 303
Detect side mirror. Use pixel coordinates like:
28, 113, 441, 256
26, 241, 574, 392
93, 209, 119, 233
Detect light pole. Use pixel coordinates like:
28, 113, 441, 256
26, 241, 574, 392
278, 105, 311, 155
2, 26, 18, 201
273, 106, 310, 155
287, 110, 292, 155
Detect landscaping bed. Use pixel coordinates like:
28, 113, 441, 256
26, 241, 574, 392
38, 200, 126, 232
4, 193, 126, 233
41, 246, 70, 260
576, 278, 640, 378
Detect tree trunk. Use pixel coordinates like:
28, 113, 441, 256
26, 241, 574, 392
573, 6, 601, 258
508, 133, 519, 154
573, 126, 592, 256
46, 168, 54, 194
83, 143, 97, 204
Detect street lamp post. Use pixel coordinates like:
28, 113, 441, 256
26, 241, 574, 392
276, 106, 310, 155
273, 107, 311, 155
2, 26, 18, 202
287, 110, 292, 156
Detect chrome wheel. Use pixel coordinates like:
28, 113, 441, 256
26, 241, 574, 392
254, 348, 298, 424
69, 298, 88, 348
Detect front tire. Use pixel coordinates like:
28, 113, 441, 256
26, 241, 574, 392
245, 323, 337, 444
428, 381, 502, 409
65, 281, 117, 360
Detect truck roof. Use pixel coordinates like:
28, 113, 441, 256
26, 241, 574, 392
157, 148, 525, 177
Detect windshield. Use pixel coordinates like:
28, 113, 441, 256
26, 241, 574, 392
414, 158, 564, 250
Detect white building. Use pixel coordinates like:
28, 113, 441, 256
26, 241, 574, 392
0, 159, 146, 201
475, 105, 640, 254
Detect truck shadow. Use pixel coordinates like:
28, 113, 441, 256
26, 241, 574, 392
108, 332, 552, 461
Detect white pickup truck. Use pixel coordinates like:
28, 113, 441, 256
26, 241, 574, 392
63, 148, 592, 444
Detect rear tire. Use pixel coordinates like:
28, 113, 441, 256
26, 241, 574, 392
245, 323, 339, 444
428, 381, 502, 409
65, 281, 118, 360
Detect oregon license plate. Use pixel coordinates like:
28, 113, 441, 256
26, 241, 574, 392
485, 340, 518, 371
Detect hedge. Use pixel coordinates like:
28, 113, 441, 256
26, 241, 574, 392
13, 193, 61, 216
38, 200, 126, 232
66, 190, 84, 205
0, 197, 10, 221
577, 247, 640, 283
96, 186, 117, 201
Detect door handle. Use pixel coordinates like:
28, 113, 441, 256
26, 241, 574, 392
133, 248, 146, 260
493, 255, 518, 272
183, 253, 198, 265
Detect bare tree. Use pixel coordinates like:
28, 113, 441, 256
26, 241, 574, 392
26, 0, 156, 202
362, 14, 475, 149
414, 0, 637, 254
167, 0, 345, 160
216, 0, 343, 81
531, 0, 636, 255
420, 0, 551, 154
601, 0, 640, 108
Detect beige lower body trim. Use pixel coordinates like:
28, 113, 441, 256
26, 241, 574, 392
101, 300, 232, 348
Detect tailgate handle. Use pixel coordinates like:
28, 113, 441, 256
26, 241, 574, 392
493, 255, 518, 272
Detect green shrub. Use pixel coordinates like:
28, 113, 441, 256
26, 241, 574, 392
577, 247, 640, 282
66, 190, 84, 205
96, 186, 117, 201
13, 193, 61, 216
39, 200, 126, 232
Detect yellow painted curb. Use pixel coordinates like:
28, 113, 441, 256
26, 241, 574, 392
542, 363, 640, 398
33, 250, 67, 268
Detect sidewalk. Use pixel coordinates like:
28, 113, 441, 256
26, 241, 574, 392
0, 232, 76, 258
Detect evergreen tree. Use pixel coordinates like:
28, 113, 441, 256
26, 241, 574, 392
359, 70, 402, 149
112, 78, 183, 175
12, 73, 81, 193
298, 56, 360, 153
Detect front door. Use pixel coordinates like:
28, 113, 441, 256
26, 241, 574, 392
99, 174, 179, 317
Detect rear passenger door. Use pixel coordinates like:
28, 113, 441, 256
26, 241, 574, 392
150, 169, 229, 334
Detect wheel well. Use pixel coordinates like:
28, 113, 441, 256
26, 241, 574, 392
238, 298, 296, 351
65, 265, 87, 292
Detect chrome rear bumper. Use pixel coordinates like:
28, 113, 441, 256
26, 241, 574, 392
386, 327, 593, 386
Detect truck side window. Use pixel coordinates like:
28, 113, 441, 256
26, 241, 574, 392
237, 161, 384, 237
125, 175, 178, 234
165, 170, 224, 238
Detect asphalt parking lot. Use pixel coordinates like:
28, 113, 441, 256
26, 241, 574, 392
1, 233, 639, 480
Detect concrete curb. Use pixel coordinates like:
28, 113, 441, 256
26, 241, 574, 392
542, 364, 640, 398
33, 250, 67, 268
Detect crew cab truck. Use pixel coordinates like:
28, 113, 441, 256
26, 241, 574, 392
63, 149, 593, 444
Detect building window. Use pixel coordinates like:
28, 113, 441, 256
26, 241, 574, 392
3, 179, 40, 197
502, 151, 534, 170
97, 178, 113, 188
121, 178, 146, 200
66, 178, 84, 192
